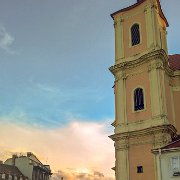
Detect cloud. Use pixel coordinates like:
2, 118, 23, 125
51, 169, 114, 180
0, 120, 115, 179
0, 25, 15, 54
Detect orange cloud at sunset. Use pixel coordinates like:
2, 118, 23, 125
0, 119, 115, 179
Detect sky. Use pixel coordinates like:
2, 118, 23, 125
0, 0, 179, 179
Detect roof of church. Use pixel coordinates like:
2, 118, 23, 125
161, 138, 180, 150
110, 0, 169, 27
169, 54, 180, 70
0, 164, 26, 177
152, 136, 180, 154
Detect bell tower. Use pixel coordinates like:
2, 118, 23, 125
109, 0, 179, 180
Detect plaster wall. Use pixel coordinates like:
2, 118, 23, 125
129, 143, 155, 180
123, 10, 147, 58
165, 75, 174, 125
160, 151, 180, 180
15, 157, 33, 180
125, 67, 151, 122
173, 91, 180, 133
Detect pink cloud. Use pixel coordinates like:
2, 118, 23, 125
0, 120, 115, 179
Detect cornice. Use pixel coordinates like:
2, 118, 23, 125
109, 124, 177, 142
111, 0, 169, 27
109, 49, 174, 76
152, 147, 180, 154
173, 71, 180, 77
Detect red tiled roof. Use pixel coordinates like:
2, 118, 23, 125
169, 54, 180, 70
110, 0, 169, 27
0, 164, 26, 177
161, 138, 180, 150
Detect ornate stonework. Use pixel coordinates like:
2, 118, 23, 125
109, 0, 180, 180
109, 49, 174, 76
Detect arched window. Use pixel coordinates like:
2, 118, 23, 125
134, 88, 144, 111
131, 23, 140, 46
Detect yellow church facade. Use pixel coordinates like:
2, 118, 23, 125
109, 0, 180, 180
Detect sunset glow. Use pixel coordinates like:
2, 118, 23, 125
0, 0, 179, 179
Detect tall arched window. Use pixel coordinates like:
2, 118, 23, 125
134, 88, 144, 111
131, 23, 140, 46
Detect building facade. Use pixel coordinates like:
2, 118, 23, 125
109, 0, 180, 180
0, 162, 28, 180
4, 153, 52, 180
152, 137, 180, 180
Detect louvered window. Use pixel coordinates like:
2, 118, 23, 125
131, 24, 140, 46
134, 88, 144, 111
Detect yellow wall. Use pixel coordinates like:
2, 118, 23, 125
165, 75, 174, 125
173, 91, 180, 133
123, 11, 147, 58
129, 144, 155, 180
125, 67, 151, 122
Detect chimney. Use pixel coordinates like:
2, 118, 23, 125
27, 152, 32, 157
12, 154, 17, 166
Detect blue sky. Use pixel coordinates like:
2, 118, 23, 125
0, 0, 179, 128
0, 0, 179, 178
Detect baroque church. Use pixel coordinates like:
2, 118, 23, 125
109, 0, 180, 180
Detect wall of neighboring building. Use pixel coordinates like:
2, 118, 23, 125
159, 151, 180, 180
15, 157, 33, 180
5, 157, 33, 180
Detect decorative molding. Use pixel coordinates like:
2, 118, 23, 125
173, 71, 180, 77
172, 86, 180, 91
147, 61, 164, 72
113, 125, 173, 149
129, 136, 153, 146
109, 49, 175, 77
169, 77, 174, 87
114, 18, 124, 28
115, 138, 129, 151
113, 114, 168, 129
126, 69, 147, 78
109, 124, 177, 142
111, 120, 116, 127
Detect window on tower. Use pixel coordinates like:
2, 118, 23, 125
137, 166, 143, 173
134, 88, 144, 111
131, 23, 140, 46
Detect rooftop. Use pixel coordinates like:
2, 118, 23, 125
0, 163, 26, 177
169, 54, 180, 71
110, 0, 168, 27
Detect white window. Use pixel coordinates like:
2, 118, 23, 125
171, 157, 180, 176
2, 174, 5, 179
8, 175, 12, 180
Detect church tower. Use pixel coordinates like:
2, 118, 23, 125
109, 0, 180, 180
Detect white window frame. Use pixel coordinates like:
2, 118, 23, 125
2, 174, 5, 179
171, 156, 180, 176
8, 175, 12, 180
